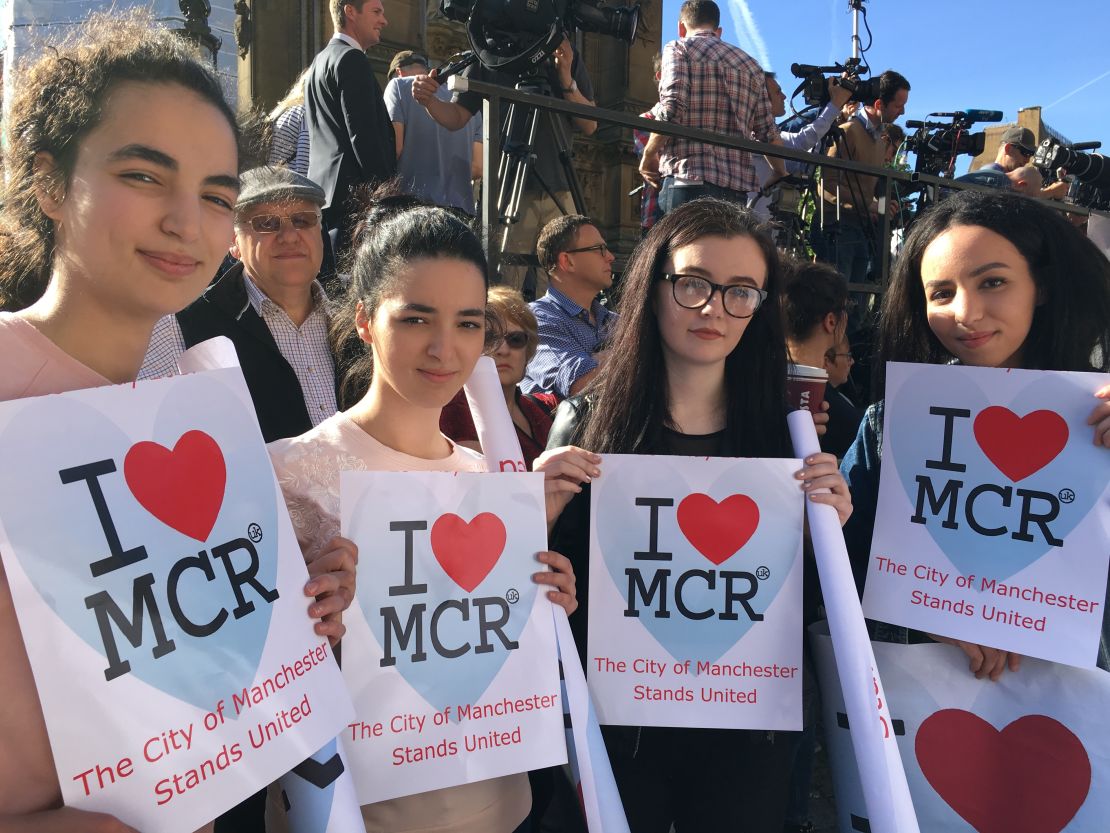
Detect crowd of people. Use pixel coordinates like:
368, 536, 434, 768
0, 2, 1108, 833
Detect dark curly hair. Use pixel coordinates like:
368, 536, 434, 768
0, 10, 245, 312
876, 189, 1110, 395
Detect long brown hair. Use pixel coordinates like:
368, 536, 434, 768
580, 199, 790, 457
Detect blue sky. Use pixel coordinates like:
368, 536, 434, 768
659, 0, 1110, 172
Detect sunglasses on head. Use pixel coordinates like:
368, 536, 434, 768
243, 211, 321, 234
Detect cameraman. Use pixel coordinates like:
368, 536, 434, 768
811, 69, 910, 289
748, 71, 852, 221
413, 37, 596, 299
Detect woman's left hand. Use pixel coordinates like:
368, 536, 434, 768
811, 401, 830, 437
305, 535, 358, 646
1088, 384, 1110, 448
533, 550, 578, 615
796, 452, 853, 526
534, 445, 602, 528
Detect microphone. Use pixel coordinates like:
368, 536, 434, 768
926, 110, 1004, 123
959, 109, 1003, 123
1070, 141, 1102, 151
906, 120, 926, 129
790, 63, 822, 77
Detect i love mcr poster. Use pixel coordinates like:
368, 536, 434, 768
340, 470, 567, 805
587, 454, 806, 731
0, 368, 353, 833
864, 363, 1110, 668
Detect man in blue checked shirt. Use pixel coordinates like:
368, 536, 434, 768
522, 215, 618, 399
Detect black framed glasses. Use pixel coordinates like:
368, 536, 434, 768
825, 349, 854, 362
243, 211, 321, 234
661, 273, 768, 319
566, 243, 611, 256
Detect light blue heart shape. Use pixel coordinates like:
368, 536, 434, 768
888, 371, 1108, 583
0, 373, 278, 710
352, 476, 541, 713
594, 458, 801, 665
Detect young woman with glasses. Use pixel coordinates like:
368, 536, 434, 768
545, 198, 852, 832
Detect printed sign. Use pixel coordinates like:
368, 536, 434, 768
0, 368, 353, 833
811, 624, 1110, 833
339, 470, 566, 804
587, 454, 805, 730
864, 363, 1110, 667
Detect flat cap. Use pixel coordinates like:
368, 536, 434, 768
236, 165, 326, 212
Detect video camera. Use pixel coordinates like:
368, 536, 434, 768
789, 58, 878, 109
1033, 138, 1110, 210
904, 110, 1002, 177
439, 0, 639, 78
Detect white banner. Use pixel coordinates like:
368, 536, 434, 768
0, 367, 353, 833
587, 454, 804, 730
339, 470, 566, 804
865, 363, 1110, 667
811, 624, 1110, 832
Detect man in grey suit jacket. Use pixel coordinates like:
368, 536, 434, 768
305, 0, 397, 256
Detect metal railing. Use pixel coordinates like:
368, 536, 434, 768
449, 75, 1096, 295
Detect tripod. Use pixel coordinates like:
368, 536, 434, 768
494, 75, 589, 299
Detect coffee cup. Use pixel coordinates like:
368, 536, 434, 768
786, 364, 828, 412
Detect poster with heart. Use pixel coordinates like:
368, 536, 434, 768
863, 363, 1110, 667
0, 368, 354, 833
810, 624, 1110, 833
339, 470, 566, 804
587, 454, 805, 730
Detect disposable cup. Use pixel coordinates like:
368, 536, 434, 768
786, 363, 828, 412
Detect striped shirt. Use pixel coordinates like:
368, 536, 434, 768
269, 104, 311, 177
139, 274, 337, 426
657, 30, 777, 193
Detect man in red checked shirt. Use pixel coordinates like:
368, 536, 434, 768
639, 0, 786, 213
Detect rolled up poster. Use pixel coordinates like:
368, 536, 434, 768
787, 410, 920, 833
464, 356, 631, 832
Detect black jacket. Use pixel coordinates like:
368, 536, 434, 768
305, 37, 396, 226
176, 263, 337, 443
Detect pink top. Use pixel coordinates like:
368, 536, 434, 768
268, 412, 531, 833
0, 312, 109, 401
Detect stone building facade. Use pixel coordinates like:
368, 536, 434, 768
237, 0, 663, 260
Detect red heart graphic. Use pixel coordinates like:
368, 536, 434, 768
430, 513, 506, 592
123, 431, 227, 542
916, 709, 1091, 833
676, 493, 759, 565
973, 406, 1068, 482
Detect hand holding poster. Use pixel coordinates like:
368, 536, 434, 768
0, 368, 354, 833
587, 454, 804, 730
864, 363, 1110, 667
339, 470, 566, 804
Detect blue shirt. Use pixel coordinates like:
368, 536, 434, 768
383, 76, 481, 214
522, 286, 618, 398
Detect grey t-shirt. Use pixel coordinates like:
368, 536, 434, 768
384, 76, 482, 214
454, 51, 594, 195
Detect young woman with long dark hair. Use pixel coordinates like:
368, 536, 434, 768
842, 189, 1110, 677
547, 199, 852, 832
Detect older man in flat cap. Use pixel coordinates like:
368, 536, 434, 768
141, 166, 338, 442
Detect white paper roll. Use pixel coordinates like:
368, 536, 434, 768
787, 410, 920, 833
